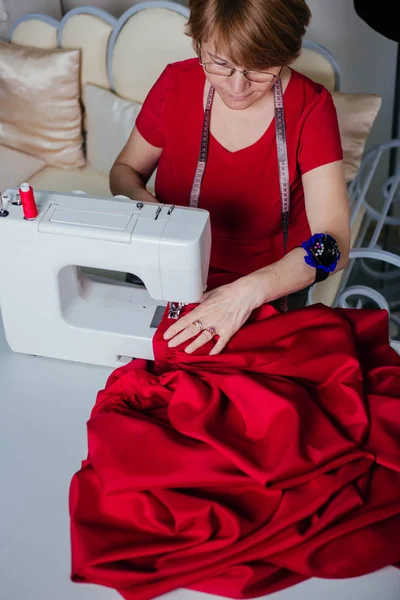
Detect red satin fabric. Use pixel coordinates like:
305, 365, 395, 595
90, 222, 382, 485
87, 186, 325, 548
70, 303, 400, 599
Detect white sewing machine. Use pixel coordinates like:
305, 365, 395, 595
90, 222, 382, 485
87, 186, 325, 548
0, 189, 211, 366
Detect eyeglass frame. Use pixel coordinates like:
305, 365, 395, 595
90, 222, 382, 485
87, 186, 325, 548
199, 61, 282, 83
197, 43, 283, 83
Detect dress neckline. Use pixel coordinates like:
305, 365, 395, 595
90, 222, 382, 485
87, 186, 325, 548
201, 67, 296, 156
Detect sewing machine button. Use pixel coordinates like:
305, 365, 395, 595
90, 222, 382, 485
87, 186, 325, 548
136, 202, 144, 209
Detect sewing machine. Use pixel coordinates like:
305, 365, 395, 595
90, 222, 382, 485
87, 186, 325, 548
0, 189, 211, 366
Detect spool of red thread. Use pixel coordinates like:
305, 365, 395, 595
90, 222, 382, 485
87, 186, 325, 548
19, 183, 38, 220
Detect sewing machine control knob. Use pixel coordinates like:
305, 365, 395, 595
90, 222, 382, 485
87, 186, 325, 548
136, 202, 144, 209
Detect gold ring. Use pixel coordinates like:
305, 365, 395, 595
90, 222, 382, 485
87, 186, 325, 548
193, 319, 204, 332
206, 326, 216, 337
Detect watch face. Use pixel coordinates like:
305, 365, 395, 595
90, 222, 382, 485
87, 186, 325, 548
302, 234, 340, 272
311, 235, 340, 268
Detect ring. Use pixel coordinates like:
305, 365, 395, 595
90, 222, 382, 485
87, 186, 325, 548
206, 326, 216, 337
193, 319, 204, 332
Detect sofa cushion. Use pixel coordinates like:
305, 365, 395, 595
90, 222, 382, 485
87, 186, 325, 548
82, 83, 156, 193
332, 91, 382, 183
0, 145, 46, 191
60, 13, 114, 89
29, 165, 111, 198
110, 6, 195, 103
29, 163, 156, 198
83, 83, 141, 176
0, 41, 85, 169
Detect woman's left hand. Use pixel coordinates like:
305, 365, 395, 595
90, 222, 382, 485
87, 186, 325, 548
163, 277, 263, 355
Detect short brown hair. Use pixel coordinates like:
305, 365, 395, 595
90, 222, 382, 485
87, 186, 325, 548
186, 0, 312, 70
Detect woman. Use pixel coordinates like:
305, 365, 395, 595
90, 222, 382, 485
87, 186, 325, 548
70, 1, 400, 599
109, 0, 350, 352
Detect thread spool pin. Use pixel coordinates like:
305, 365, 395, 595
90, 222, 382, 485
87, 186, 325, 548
0, 193, 9, 217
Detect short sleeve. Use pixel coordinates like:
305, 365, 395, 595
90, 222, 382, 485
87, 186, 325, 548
135, 64, 174, 148
298, 89, 343, 175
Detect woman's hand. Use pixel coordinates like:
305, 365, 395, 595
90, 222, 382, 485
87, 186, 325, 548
163, 277, 264, 355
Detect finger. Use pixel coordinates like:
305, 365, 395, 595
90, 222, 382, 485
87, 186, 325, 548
167, 322, 202, 348
185, 328, 215, 354
209, 337, 227, 356
164, 313, 197, 340
200, 290, 211, 302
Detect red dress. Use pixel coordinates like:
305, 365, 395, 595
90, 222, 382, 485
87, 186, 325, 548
135, 59, 343, 285
69, 60, 400, 599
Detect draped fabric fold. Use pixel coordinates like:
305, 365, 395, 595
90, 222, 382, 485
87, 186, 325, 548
70, 304, 400, 599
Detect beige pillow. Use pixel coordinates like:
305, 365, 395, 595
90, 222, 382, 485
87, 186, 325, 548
82, 83, 141, 175
332, 91, 382, 183
0, 41, 85, 169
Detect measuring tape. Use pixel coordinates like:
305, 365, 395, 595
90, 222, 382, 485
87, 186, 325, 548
189, 75, 291, 312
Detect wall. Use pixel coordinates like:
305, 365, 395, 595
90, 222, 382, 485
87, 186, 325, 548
306, 0, 398, 203
306, 0, 399, 223
0, 0, 62, 38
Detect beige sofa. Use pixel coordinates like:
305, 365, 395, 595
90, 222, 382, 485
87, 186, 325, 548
0, 2, 382, 305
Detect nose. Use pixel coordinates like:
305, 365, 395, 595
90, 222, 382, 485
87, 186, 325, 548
229, 70, 249, 94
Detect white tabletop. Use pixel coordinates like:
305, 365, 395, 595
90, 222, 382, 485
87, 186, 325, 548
1, 313, 399, 600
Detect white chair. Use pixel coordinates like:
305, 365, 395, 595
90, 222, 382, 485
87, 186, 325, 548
341, 141, 400, 339
350, 140, 400, 249
309, 139, 400, 348
335, 247, 400, 352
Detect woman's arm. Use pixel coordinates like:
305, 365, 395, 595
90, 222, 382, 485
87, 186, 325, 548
164, 160, 351, 355
110, 127, 162, 203
242, 160, 351, 309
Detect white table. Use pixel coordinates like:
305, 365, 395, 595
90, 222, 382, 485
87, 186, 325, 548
1, 314, 399, 600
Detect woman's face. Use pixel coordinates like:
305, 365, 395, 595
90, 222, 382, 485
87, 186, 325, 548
200, 41, 281, 111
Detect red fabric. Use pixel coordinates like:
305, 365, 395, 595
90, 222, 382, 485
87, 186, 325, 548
70, 303, 400, 599
69, 59, 399, 598
136, 59, 343, 282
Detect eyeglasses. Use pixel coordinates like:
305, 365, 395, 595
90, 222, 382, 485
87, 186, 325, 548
200, 61, 279, 84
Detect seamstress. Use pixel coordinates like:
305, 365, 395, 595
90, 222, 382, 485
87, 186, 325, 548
110, 0, 350, 356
